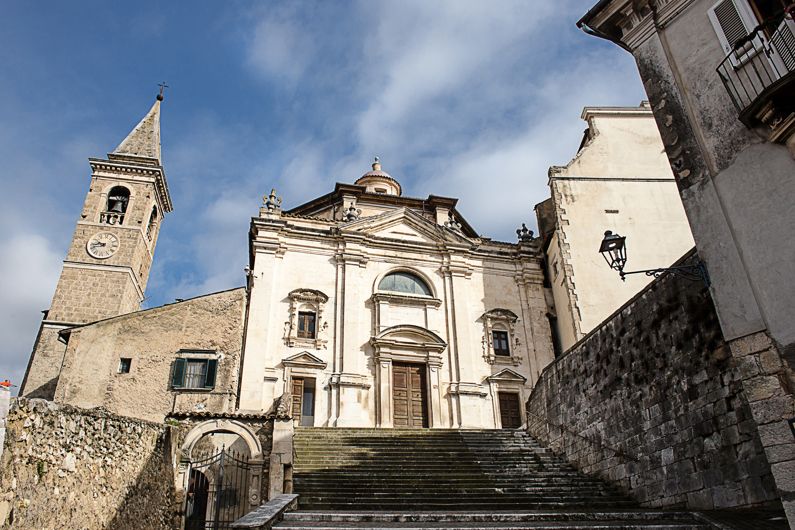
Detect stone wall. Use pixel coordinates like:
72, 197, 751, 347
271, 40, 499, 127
53, 287, 246, 423
0, 388, 9, 461
0, 398, 178, 529
526, 253, 779, 509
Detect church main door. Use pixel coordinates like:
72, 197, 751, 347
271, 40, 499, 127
392, 363, 428, 428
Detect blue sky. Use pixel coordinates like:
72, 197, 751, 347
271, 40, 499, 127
0, 1, 645, 389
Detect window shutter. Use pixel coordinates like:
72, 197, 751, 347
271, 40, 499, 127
768, 18, 795, 74
708, 0, 758, 64
171, 358, 186, 388
204, 359, 218, 389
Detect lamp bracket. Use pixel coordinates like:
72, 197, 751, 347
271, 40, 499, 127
619, 261, 710, 287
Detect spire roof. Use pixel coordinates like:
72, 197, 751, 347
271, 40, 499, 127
111, 97, 162, 163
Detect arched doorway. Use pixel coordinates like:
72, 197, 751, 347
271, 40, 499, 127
179, 421, 264, 530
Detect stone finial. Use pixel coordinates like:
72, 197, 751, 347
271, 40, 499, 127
344, 202, 361, 222
444, 211, 462, 233
263, 188, 283, 213
516, 223, 534, 242
372, 156, 381, 171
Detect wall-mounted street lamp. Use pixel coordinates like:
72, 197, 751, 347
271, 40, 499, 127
599, 231, 710, 287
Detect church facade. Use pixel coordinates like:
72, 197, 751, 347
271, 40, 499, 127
20, 96, 556, 430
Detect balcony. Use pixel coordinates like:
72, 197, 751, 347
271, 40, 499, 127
717, 15, 795, 142
99, 211, 125, 225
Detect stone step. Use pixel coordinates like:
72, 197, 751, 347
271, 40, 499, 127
281, 512, 702, 523
274, 513, 711, 530
294, 464, 573, 468
274, 520, 710, 530
292, 428, 636, 514
292, 503, 642, 512
294, 477, 613, 491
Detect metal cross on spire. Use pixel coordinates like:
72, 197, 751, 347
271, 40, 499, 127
157, 82, 169, 101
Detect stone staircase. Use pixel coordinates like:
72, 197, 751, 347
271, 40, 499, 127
274, 428, 712, 529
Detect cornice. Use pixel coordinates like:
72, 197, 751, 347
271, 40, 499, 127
585, 0, 695, 51
89, 157, 173, 213
372, 292, 442, 308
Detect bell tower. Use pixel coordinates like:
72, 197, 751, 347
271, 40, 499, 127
20, 92, 173, 398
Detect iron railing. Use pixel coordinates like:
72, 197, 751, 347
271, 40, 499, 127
717, 13, 795, 122
99, 210, 125, 225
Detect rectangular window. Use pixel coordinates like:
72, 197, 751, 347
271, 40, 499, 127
118, 358, 131, 374
171, 357, 217, 390
297, 311, 317, 338
492, 330, 511, 356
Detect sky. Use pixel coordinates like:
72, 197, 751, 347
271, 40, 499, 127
0, 1, 646, 391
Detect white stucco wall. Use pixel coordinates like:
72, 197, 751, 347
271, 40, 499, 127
239, 193, 554, 430
545, 105, 695, 351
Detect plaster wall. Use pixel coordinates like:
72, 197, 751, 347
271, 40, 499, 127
633, 0, 795, 347
52, 288, 246, 422
544, 106, 695, 351
552, 177, 694, 342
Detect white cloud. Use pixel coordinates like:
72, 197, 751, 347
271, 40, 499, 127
0, 234, 62, 393
246, 5, 316, 82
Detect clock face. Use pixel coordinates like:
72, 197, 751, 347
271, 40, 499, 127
87, 232, 120, 259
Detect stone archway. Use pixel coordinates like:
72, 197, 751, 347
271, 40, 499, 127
176, 418, 266, 527
180, 419, 263, 460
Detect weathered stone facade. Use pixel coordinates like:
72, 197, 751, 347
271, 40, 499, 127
579, 0, 795, 524
0, 399, 178, 530
526, 252, 778, 509
54, 287, 247, 423
20, 98, 172, 401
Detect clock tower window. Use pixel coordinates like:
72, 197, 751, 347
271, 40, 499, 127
101, 186, 130, 225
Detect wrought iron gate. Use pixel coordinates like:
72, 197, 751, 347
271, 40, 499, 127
184, 449, 254, 530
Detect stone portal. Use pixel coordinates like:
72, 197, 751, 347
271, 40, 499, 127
392, 363, 428, 428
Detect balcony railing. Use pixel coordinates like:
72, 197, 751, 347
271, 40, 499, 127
99, 211, 125, 225
717, 14, 795, 127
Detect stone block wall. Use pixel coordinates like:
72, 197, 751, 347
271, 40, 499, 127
54, 287, 246, 423
526, 253, 779, 509
0, 399, 178, 530
0, 388, 9, 461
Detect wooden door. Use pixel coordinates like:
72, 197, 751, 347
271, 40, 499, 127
291, 378, 304, 424
498, 392, 521, 428
392, 363, 428, 428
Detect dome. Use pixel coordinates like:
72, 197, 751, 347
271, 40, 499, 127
355, 157, 402, 196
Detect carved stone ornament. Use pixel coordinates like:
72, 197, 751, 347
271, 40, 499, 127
275, 393, 291, 418
480, 308, 522, 366
263, 188, 283, 212
284, 288, 329, 349
444, 211, 462, 233
344, 202, 362, 222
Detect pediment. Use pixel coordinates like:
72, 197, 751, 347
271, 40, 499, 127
371, 324, 447, 353
282, 351, 327, 369
343, 208, 471, 245
486, 368, 527, 383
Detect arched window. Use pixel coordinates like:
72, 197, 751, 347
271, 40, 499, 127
102, 186, 130, 225
146, 206, 158, 240
378, 271, 432, 296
